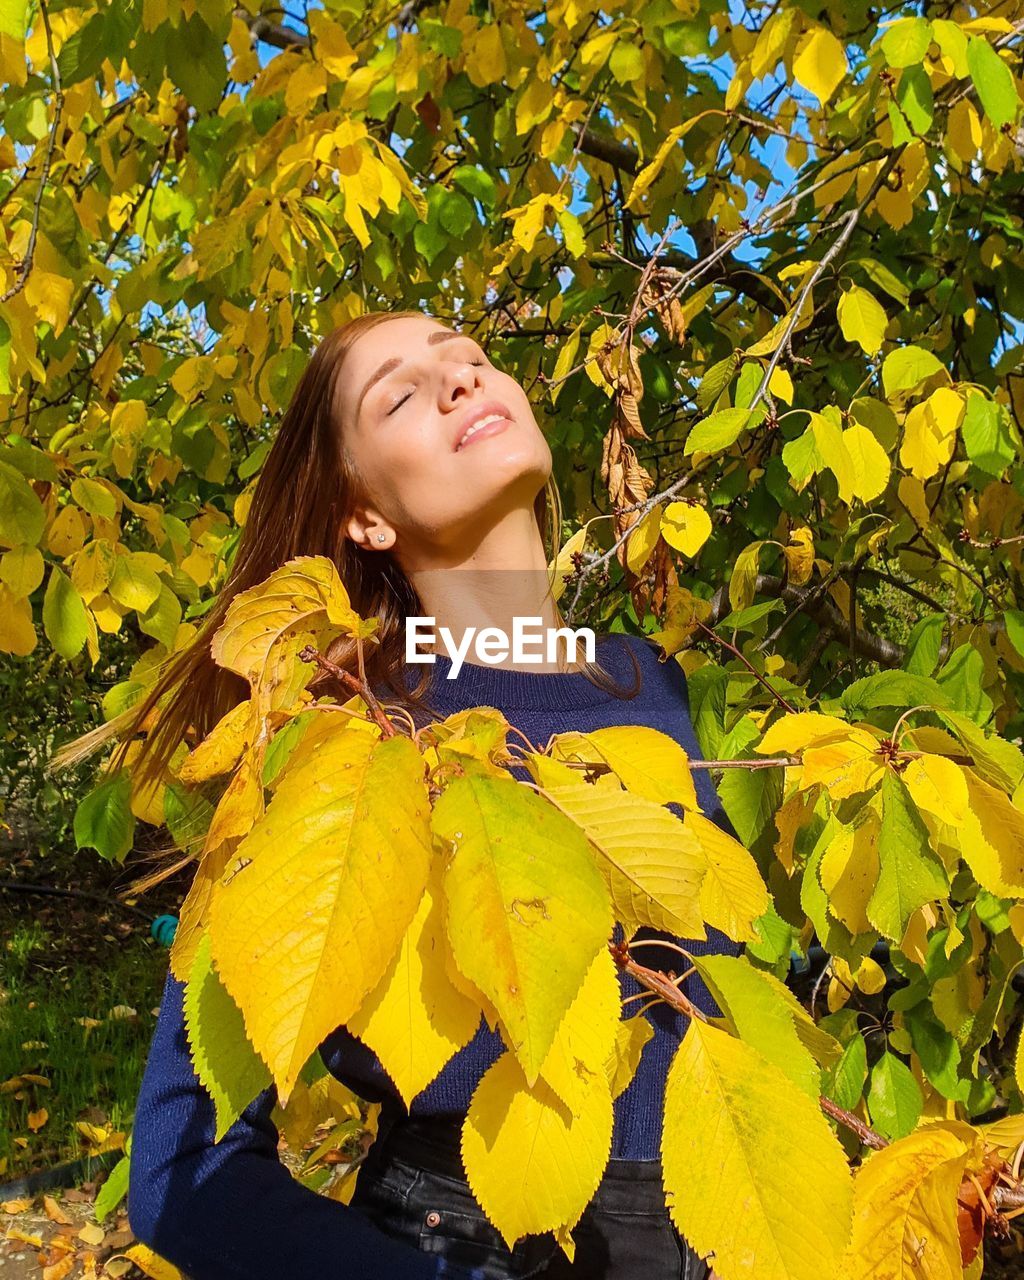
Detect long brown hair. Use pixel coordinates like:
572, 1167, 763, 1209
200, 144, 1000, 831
50, 308, 640, 888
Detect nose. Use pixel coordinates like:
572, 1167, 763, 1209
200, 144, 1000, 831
440, 359, 482, 407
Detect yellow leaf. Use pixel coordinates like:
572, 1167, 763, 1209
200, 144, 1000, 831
211, 554, 373, 715
855, 955, 887, 994
24, 267, 73, 336
899, 388, 965, 481
538, 947, 620, 1116
123, 1244, 184, 1280
648, 584, 712, 655
903, 754, 970, 826
461, 1050, 613, 1248
819, 808, 881, 936
841, 423, 891, 502
434, 773, 613, 1083
505, 193, 550, 251
0, 583, 36, 655
897, 474, 931, 527
624, 117, 709, 210
548, 323, 581, 408
660, 502, 712, 557
686, 810, 771, 943
756, 711, 853, 756
837, 286, 888, 355
347, 875, 480, 1107
179, 698, 255, 784
548, 725, 701, 811
625, 505, 662, 574
548, 526, 586, 602
801, 730, 887, 799
531, 761, 708, 939
606, 1014, 655, 1100
792, 26, 848, 107
208, 727, 431, 1104
170, 355, 214, 402
768, 365, 794, 403
955, 770, 1024, 896
729, 540, 764, 611
840, 1125, 972, 1280
464, 20, 508, 87
663, 1018, 853, 1280
783, 526, 814, 585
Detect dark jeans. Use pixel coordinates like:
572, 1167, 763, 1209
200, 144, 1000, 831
349, 1115, 711, 1280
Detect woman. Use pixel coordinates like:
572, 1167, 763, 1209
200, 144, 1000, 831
123, 310, 740, 1279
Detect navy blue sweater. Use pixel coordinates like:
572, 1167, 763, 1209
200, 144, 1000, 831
127, 632, 744, 1279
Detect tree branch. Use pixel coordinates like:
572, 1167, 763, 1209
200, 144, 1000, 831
0, 0, 64, 306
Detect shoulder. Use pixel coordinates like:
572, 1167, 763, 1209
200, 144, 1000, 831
601, 630, 686, 682
589, 631, 694, 704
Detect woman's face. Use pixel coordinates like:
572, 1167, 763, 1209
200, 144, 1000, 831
335, 315, 552, 555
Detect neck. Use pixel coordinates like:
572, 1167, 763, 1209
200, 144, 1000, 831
401, 506, 579, 672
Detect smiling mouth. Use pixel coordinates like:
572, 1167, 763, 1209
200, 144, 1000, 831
455, 413, 512, 451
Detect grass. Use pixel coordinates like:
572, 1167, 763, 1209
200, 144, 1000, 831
1, 915, 169, 1181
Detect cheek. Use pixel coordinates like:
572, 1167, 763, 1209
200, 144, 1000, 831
353, 415, 444, 499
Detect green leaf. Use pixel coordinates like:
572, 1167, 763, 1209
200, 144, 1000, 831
165, 14, 229, 115
0, 460, 47, 548
850, 258, 910, 306
56, 10, 113, 86
905, 1005, 970, 1102
185, 931, 275, 1141
866, 772, 948, 943
935, 643, 992, 725
695, 352, 741, 410
867, 1050, 923, 1140
0, 0, 28, 42
880, 17, 933, 68
451, 165, 497, 208
610, 39, 645, 84
966, 36, 1019, 128
718, 755, 784, 852
690, 953, 822, 1097
683, 407, 755, 456
1005, 610, 1024, 662
822, 1033, 867, 1112
92, 1155, 130, 1222
894, 64, 934, 136
961, 393, 1017, 477
73, 771, 135, 863
0, 314, 11, 396
687, 664, 728, 760
839, 671, 950, 717
42, 565, 89, 660
438, 188, 476, 237
881, 345, 945, 397
903, 615, 945, 677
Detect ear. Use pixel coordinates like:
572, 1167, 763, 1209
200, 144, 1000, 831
344, 503, 390, 550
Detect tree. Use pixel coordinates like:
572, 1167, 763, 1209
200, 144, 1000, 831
3, 0, 1024, 1276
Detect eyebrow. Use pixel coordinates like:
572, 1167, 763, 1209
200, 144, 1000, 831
356, 329, 466, 415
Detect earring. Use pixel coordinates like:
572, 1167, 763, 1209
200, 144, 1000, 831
376, 533, 387, 543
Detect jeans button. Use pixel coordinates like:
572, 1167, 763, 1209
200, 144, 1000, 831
425, 1210, 441, 1228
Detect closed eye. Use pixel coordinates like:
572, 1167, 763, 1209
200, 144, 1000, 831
385, 358, 486, 416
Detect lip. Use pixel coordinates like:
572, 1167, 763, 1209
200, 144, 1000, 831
454, 400, 515, 452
